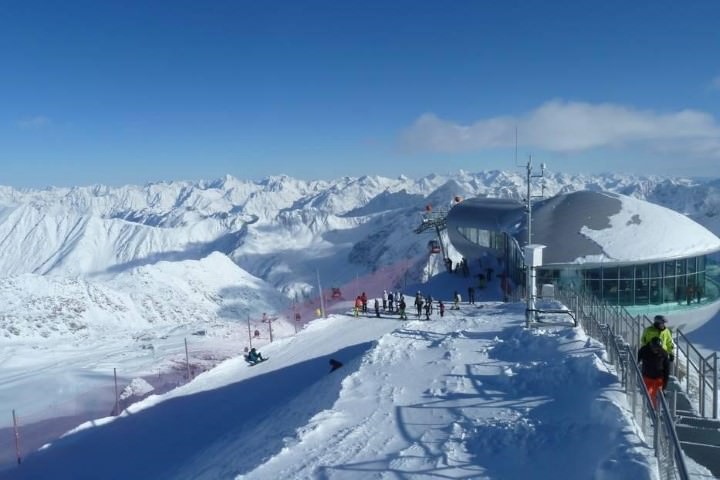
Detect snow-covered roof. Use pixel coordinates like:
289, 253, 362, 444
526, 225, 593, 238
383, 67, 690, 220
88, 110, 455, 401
447, 190, 720, 267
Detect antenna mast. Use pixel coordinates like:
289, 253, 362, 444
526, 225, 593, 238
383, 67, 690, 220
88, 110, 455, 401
525, 155, 546, 246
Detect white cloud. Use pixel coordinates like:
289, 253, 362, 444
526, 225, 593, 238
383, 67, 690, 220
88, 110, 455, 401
17, 115, 51, 129
401, 100, 720, 158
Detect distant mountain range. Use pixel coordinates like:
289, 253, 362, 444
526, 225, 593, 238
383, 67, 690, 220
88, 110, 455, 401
0, 171, 718, 342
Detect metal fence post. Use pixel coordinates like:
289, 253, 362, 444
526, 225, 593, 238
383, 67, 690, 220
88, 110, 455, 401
653, 395, 660, 455
700, 358, 706, 417
114, 368, 119, 416
12, 409, 21, 465
185, 338, 191, 381
684, 341, 690, 392
714, 353, 718, 419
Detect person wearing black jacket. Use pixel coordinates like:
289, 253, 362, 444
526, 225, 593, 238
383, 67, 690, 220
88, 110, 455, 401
638, 336, 670, 409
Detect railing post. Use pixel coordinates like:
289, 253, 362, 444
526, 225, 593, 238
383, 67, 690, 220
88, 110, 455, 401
653, 395, 660, 455
632, 368, 638, 418
12, 409, 21, 465
185, 338, 191, 381
618, 346, 625, 390
685, 341, 690, 392
700, 357, 706, 418
114, 367, 119, 416
714, 353, 718, 419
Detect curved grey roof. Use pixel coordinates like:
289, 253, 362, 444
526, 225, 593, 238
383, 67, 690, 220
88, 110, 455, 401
447, 191, 720, 267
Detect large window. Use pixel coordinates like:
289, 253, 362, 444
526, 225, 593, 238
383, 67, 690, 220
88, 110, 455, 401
544, 255, 714, 307
457, 226, 492, 248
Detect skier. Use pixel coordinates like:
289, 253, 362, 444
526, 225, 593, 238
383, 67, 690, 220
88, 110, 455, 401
638, 337, 670, 408
382, 290, 388, 312
361, 292, 368, 313
424, 300, 432, 320
374, 298, 380, 317
439, 300, 445, 317
453, 291, 461, 310
468, 286, 475, 304
388, 291, 394, 312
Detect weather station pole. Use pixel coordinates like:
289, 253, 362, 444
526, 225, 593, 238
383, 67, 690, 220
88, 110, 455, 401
524, 156, 546, 327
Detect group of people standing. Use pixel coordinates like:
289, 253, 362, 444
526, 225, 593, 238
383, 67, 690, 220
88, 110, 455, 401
412, 291, 446, 320
355, 290, 407, 319
352, 290, 450, 321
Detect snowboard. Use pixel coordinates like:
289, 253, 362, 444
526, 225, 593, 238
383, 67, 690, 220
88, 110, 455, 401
246, 357, 269, 366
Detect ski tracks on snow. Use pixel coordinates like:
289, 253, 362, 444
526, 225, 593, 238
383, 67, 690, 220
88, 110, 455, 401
242, 303, 656, 480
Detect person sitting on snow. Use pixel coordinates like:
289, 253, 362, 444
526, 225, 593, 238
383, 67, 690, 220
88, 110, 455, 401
246, 348, 265, 364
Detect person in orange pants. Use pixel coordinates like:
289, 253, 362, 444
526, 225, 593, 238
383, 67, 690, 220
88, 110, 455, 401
638, 337, 670, 409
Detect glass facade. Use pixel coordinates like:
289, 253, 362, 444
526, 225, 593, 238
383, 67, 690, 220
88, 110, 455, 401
538, 256, 720, 307
456, 226, 505, 250
455, 226, 525, 285
454, 223, 720, 310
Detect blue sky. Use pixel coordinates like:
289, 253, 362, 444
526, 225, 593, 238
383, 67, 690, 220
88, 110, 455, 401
1, 0, 719, 187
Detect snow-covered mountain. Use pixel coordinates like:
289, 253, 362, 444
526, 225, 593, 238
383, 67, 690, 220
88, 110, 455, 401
0, 170, 718, 341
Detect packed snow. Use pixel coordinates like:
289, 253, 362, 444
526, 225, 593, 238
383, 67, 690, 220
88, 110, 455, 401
5, 302, 662, 480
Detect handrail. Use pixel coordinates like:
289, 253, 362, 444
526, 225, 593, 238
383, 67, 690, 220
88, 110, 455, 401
672, 327, 718, 419
556, 287, 690, 480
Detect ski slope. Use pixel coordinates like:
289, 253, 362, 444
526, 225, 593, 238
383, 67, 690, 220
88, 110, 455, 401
6, 302, 663, 480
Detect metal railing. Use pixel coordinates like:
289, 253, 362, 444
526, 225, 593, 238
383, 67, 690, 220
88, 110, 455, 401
557, 287, 690, 480
669, 325, 719, 419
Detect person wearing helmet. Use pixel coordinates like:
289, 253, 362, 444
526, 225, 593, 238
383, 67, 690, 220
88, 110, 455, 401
641, 315, 675, 361
638, 336, 670, 408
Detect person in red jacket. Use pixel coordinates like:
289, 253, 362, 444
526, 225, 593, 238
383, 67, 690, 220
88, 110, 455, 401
354, 296, 363, 317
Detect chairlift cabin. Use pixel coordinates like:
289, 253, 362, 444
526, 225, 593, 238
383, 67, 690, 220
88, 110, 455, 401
331, 287, 343, 299
428, 240, 441, 254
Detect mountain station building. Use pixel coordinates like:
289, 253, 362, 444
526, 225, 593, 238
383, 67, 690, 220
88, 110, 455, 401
446, 190, 720, 330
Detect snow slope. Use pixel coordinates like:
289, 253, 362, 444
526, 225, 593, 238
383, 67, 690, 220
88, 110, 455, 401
5, 303, 665, 480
